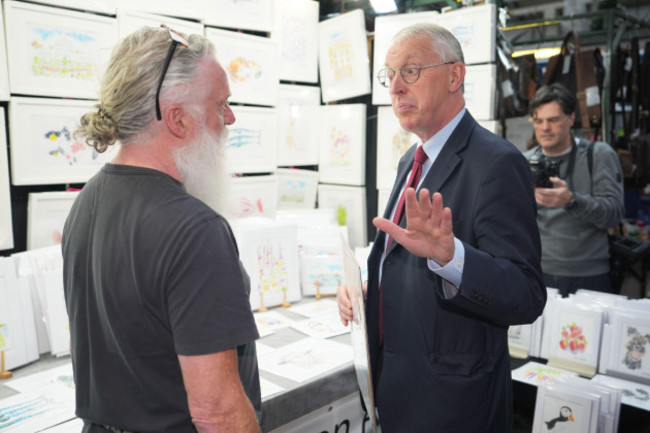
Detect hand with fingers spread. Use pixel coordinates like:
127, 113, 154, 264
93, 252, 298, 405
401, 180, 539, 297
374, 188, 455, 265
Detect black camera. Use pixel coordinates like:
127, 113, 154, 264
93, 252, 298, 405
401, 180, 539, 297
529, 153, 560, 188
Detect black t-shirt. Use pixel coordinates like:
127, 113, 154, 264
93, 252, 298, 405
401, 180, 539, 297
62, 164, 260, 432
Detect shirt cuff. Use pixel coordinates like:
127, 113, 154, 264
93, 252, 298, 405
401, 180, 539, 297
427, 238, 465, 298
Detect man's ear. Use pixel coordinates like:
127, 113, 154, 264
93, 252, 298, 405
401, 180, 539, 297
163, 104, 192, 139
449, 62, 465, 93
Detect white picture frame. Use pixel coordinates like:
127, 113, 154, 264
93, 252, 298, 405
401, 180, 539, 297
24, 0, 117, 15
204, 0, 274, 32
0, 5, 10, 101
276, 168, 319, 210
372, 10, 441, 106
227, 105, 277, 174
114, 0, 204, 21
277, 84, 321, 167
532, 385, 599, 433
318, 184, 367, 249
205, 28, 279, 107
229, 175, 278, 219
318, 9, 371, 103
271, 0, 319, 83
436, 4, 497, 66
3, 0, 118, 99
376, 105, 417, 190
8, 97, 118, 186
117, 9, 204, 40
0, 108, 13, 251
27, 191, 80, 250
318, 104, 367, 186
464, 63, 497, 121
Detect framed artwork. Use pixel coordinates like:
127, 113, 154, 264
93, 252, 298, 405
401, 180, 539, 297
114, 0, 204, 21
532, 385, 599, 433
318, 9, 371, 103
435, 4, 497, 66
3, 1, 118, 99
23, 0, 117, 15
227, 105, 277, 174
205, 28, 279, 107
277, 84, 321, 167
9, 97, 118, 185
300, 252, 344, 297
229, 175, 278, 219
0, 108, 13, 251
0, 6, 10, 101
601, 311, 650, 382
204, 0, 274, 32
465, 64, 497, 121
271, 0, 319, 83
318, 104, 367, 186
372, 10, 441, 105
235, 220, 301, 311
318, 184, 367, 249
27, 191, 80, 250
117, 9, 204, 40
376, 105, 416, 190
276, 168, 319, 210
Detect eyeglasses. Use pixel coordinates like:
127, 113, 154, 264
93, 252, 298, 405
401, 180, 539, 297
155, 24, 189, 121
377, 62, 455, 88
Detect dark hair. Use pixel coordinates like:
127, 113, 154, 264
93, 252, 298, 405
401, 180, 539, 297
529, 83, 576, 116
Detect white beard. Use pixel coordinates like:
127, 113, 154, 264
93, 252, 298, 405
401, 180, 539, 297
173, 125, 232, 218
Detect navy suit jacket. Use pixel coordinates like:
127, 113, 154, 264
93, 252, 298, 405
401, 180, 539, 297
366, 111, 546, 432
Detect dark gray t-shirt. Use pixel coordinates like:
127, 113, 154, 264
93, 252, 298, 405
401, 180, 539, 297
62, 164, 260, 433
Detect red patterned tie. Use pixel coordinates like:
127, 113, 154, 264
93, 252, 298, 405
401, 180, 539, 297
379, 145, 428, 346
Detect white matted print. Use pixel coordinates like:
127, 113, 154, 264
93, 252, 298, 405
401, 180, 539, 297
0, 6, 10, 101
436, 4, 497, 66
465, 64, 497, 121
204, 0, 274, 32
271, 0, 319, 83
9, 97, 117, 185
318, 9, 371, 103
277, 84, 321, 166
117, 9, 204, 40
3, 1, 118, 99
114, 0, 203, 21
548, 306, 603, 369
229, 175, 278, 219
27, 191, 79, 250
227, 105, 277, 174
318, 184, 367, 249
318, 104, 366, 186
276, 168, 318, 210
372, 10, 440, 106
376, 106, 417, 190
23, 0, 116, 15
532, 385, 598, 433
612, 320, 650, 380
205, 28, 279, 107
0, 108, 13, 251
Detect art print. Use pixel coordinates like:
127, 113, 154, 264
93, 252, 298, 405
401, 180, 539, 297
116, 9, 204, 40
318, 9, 371, 103
318, 104, 366, 186
229, 175, 278, 219
253, 310, 295, 336
3, 1, 117, 99
9, 97, 117, 185
276, 168, 318, 210
226, 106, 277, 174
464, 64, 497, 121
0, 383, 75, 433
271, 0, 319, 83
318, 184, 367, 249
300, 254, 344, 297
532, 387, 596, 433
616, 322, 650, 378
593, 374, 650, 412
434, 4, 496, 66
204, 0, 274, 32
376, 106, 416, 190
27, 191, 80, 250
205, 28, 279, 106
551, 309, 600, 365
277, 84, 321, 166
290, 312, 350, 339
511, 361, 576, 387
0, 109, 13, 251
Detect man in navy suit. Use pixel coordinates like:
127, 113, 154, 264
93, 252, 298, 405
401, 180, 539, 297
337, 23, 546, 432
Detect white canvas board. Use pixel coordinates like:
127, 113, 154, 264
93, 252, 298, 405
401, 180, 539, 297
0, 384, 76, 433
204, 0, 274, 32
0, 108, 13, 251
376, 105, 416, 190
3, 1, 118, 99
276, 84, 321, 166
205, 28, 279, 106
0, 6, 10, 101
227, 105, 277, 174
115, 0, 203, 21
117, 9, 204, 40
27, 191, 79, 250
318, 184, 367, 249
4, 363, 73, 393
41, 268, 70, 357
229, 175, 278, 219
318, 104, 367, 186
276, 168, 319, 210
271, 0, 319, 83
464, 63, 497, 121
318, 9, 371, 103
9, 97, 118, 185
435, 4, 496, 66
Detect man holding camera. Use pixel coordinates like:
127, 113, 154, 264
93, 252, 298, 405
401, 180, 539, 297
524, 83, 624, 296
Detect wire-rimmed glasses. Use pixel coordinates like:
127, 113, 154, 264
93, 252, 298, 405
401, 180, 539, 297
377, 62, 455, 88
155, 24, 189, 121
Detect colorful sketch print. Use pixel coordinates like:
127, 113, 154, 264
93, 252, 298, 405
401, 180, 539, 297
622, 325, 650, 371
234, 195, 264, 217
558, 323, 587, 354
329, 127, 350, 166
256, 239, 290, 308
306, 262, 342, 292
32, 117, 100, 167
30, 26, 98, 80
0, 323, 8, 350
228, 57, 261, 82
228, 127, 261, 149
280, 180, 306, 204
544, 405, 575, 431
392, 129, 412, 168
328, 31, 354, 80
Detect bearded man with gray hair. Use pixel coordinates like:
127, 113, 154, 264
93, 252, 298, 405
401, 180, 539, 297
62, 25, 261, 433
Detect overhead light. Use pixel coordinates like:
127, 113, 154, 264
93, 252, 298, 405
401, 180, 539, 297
512, 47, 561, 60
369, 0, 397, 14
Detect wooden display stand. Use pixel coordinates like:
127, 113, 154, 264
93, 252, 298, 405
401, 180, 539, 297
0, 350, 12, 380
